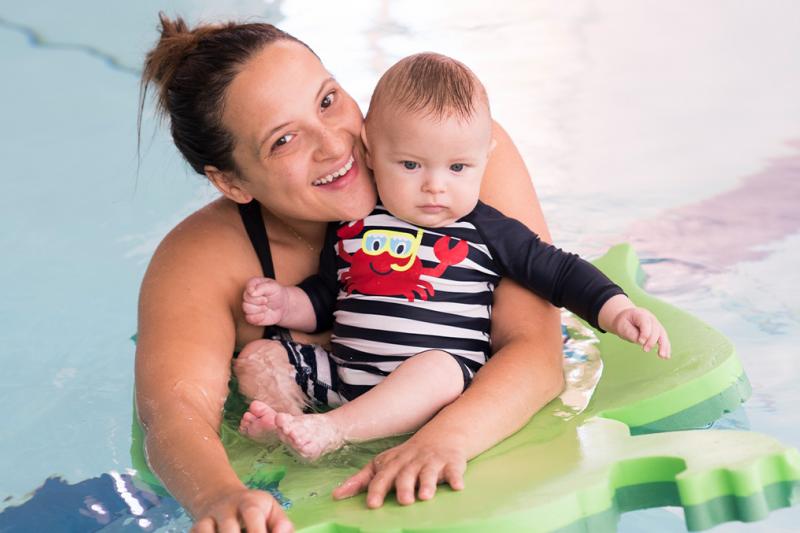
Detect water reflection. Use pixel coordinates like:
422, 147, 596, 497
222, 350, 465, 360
0, 472, 183, 532
627, 141, 800, 282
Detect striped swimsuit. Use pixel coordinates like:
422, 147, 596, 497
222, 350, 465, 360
286, 201, 623, 407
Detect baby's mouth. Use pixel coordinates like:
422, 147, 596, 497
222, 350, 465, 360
312, 155, 355, 186
419, 204, 447, 213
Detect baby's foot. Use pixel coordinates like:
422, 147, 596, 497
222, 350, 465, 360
274, 412, 345, 461
239, 400, 279, 443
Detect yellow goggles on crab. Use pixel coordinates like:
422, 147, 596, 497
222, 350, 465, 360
361, 228, 424, 272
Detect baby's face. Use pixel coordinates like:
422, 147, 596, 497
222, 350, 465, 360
364, 106, 494, 227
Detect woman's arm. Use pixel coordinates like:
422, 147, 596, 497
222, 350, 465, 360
135, 206, 293, 532
333, 122, 565, 507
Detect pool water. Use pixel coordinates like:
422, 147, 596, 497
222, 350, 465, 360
1, 1, 798, 531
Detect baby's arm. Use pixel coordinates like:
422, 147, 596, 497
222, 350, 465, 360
243, 223, 340, 333
597, 294, 671, 358
469, 201, 670, 357
242, 277, 318, 332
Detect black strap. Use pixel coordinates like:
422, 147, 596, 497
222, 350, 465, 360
237, 200, 285, 340
238, 200, 276, 278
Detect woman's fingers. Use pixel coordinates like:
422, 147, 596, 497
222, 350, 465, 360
366, 465, 401, 508
332, 462, 376, 500
394, 464, 422, 505
190, 517, 214, 533
240, 504, 267, 533
417, 465, 440, 500
190, 489, 293, 533
241, 493, 293, 533
334, 441, 468, 509
267, 509, 295, 533
443, 461, 465, 491
218, 516, 241, 533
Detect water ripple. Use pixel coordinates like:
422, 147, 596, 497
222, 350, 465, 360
0, 17, 140, 76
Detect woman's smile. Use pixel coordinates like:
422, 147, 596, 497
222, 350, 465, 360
312, 153, 356, 186
312, 152, 360, 190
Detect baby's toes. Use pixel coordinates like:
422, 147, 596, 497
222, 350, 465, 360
274, 412, 292, 430
283, 423, 307, 445
239, 417, 253, 434
275, 414, 297, 440
296, 442, 321, 461
248, 400, 270, 417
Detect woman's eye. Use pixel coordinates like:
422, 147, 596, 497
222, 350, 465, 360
321, 92, 335, 109
450, 163, 465, 172
272, 133, 294, 150
402, 161, 419, 170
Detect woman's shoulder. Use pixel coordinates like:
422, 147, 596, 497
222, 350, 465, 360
148, 197, 255, 277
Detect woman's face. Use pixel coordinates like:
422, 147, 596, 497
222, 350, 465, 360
221, 40, 376, 223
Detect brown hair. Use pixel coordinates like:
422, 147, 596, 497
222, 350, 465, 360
366, 52, 489, 124
138, 13, 310, 175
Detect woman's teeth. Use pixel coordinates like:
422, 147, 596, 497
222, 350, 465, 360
313, 156, 354, 186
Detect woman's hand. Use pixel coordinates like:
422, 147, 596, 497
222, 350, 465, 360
191, 488, 294, 533
332, 434, 466, 508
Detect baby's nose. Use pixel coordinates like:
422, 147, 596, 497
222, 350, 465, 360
422, 172, 447, 193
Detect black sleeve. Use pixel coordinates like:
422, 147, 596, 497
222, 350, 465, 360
468, 202, 625, 332
296, 223, 339, 333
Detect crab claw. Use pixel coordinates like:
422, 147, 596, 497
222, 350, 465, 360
433, 236, 468, 266
337, 219, 364, 239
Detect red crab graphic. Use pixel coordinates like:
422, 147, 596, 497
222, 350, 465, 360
336, 219, 468, 302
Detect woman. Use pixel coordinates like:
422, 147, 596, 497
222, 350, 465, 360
135, 14, 565, 533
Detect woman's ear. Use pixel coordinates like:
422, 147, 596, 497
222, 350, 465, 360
360, 125, 373, 169
205, 166, 253, 204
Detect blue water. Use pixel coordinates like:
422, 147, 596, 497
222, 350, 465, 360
1, 1, 799, 531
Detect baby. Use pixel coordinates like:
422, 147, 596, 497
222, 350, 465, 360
238, 53, 670, 460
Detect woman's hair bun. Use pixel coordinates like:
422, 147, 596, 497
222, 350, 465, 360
141, 12, 209, 115
157, 11, 190, 39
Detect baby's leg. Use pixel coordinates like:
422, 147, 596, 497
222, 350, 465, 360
275, 350, 465, 460
235, 339, 307, 442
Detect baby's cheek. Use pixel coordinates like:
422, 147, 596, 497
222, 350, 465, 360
376, 179, 408, 210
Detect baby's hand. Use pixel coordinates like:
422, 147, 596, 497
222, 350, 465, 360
611, 307, 671, 359
242, 277, 289, 326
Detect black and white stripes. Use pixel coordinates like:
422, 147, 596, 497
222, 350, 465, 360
329, 205, 498, 388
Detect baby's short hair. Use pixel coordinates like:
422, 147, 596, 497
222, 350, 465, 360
366, 52, 489, 123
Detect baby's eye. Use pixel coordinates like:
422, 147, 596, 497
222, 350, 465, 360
450, 163, 465, 172
402, 161, 419, 170
321, 91, 335, 109
273, 133, 295, 150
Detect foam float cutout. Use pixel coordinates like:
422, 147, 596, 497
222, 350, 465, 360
132, 244, 800, 531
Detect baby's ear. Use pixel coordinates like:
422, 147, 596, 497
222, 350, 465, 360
360, 124, 373, 168
488, 137, 498, 155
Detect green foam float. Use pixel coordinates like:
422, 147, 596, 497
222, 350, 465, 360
131, 244, 800, 531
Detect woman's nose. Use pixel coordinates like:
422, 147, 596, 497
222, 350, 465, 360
313, 126, 347, 162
